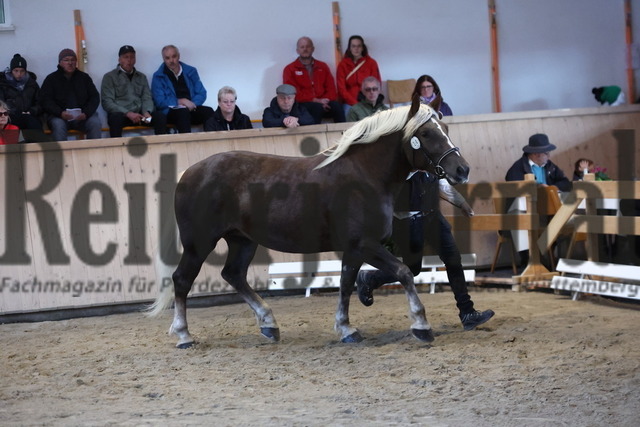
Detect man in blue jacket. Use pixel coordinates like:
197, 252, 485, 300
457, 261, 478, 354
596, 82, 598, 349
151, 45, 214, 133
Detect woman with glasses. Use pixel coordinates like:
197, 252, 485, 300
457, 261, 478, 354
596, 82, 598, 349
0, 99, 20, 145
412, 74, 453, 116
210, 86, 253, 131
336, 35, 381, 114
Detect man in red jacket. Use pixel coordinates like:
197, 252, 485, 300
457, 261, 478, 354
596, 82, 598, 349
283, 37, 345, 124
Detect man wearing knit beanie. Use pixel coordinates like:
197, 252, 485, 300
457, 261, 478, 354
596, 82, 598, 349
10, 54, 27, 71
39, 49, 102, 141
0, 53, 45, 139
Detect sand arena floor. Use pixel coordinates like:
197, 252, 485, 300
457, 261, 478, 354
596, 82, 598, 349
1, 288, 639, 426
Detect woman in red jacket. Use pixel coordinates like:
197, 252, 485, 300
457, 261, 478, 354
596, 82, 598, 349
0, 100, 20, 145
336, 35, 381, 111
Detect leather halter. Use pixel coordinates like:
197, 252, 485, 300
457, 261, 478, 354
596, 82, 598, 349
415, 144, 460, 179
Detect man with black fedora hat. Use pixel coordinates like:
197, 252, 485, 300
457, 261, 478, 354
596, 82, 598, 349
505, 133, 571, 192
505, 133, 571, 269
101, 45, 167, 137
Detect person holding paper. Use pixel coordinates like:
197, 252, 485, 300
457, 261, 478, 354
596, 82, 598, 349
151, 45, 215, 133
39, 49, 102, 141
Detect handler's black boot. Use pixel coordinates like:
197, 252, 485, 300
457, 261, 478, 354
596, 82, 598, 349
460, 309, 495, 331
356, 270, 396, 307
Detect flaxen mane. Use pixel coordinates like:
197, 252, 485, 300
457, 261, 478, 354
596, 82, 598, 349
315, 104, 435, 169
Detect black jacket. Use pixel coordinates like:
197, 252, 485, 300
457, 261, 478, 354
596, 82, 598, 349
211, 105, 253, 131
0, 70, 41, 116
39, 66, 100, 118
262, 97, 314, 128
395, 172, 439, 214
505, 155, 572, 192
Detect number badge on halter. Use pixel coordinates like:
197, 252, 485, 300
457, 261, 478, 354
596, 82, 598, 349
410, 136, 421, 150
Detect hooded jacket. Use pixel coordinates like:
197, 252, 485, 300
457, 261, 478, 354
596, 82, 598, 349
0, 69, 41, 116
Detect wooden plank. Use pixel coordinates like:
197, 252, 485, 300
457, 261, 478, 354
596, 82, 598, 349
574, 180, 640, 199
446, 214, 537, 231
573, 216, 640, 235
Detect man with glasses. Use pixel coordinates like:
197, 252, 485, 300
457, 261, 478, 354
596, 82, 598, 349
39, 49, 102, 141
346, 76, 388, 122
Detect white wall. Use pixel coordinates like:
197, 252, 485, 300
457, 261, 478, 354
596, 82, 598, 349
0, 0, 637, 121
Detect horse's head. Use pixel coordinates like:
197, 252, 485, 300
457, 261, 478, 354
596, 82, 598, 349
403, 105, 469, 185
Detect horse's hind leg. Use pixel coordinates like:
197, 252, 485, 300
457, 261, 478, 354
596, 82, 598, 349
362, 245, 434, 343
222, 235, 280, 341
171, 247, 207, 348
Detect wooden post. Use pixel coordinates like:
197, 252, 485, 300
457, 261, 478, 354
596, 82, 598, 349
488, 0, 502, 112
514, 174, 556, 285
332, 2, 343, 67
73, 10, 87, 72
625, 0, 636, 104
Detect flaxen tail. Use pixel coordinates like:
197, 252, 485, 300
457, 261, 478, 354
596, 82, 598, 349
145, 170, 186, 317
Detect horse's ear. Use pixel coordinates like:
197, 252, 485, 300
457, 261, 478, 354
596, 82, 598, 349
407, 92, 421, 121
429, 95, 442, 117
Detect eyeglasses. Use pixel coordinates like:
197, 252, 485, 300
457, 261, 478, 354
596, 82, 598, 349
421, 84, 434, 90
363, 87, 379, 92
0, 112, 9, 117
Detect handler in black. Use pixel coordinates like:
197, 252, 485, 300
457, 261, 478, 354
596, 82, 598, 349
356, 171, 495, 331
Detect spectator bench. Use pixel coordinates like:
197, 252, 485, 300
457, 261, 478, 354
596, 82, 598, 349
268, 254, 477, 297
551, 258, 640, 301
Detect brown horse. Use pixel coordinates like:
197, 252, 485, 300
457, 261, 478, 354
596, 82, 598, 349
149, 101, 469, 348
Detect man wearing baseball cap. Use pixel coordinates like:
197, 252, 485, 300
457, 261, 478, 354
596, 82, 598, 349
101, 45, 167, 137
39, 48, 102, 141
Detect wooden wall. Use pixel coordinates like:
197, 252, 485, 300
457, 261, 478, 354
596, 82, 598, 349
1, 105, 639, 314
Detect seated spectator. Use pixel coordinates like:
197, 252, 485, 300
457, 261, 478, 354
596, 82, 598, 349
346, 76, 388, 122
0, 99, 20, 145
151, 45, 214, 133
505, 133, 572, 269
283, 36, 345, 124
505, 133, 572, 192
210, 86, 252, 131
592, 86, 625, 106
337, 35, 381, 115
0, 53, 44, 139
262, 84, 314, 128
573, 158, 594, 181
101, 45, 167, 137
39, 49, 102, 141
412, 74, 453, 116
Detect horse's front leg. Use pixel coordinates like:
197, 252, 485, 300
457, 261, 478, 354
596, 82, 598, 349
334, 260, 363, 343
170, 295, 195, 349
365, 246, 434, 343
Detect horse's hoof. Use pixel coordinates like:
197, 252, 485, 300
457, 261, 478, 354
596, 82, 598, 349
412, 328, 435, 343
341, 331, 364, 343
261, 327, 280, 341
176, 341, 195, 349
